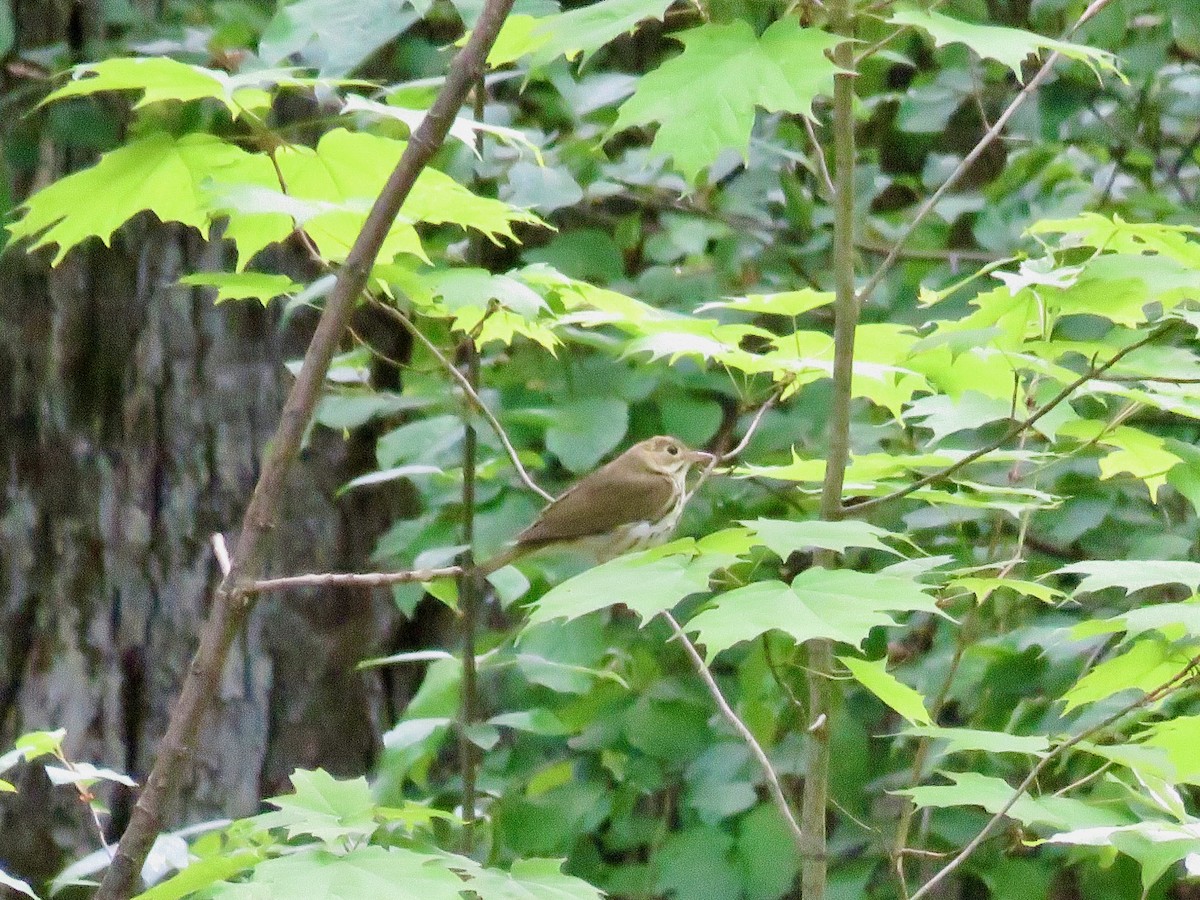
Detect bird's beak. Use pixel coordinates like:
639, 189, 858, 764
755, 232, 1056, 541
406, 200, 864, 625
689, 450, 716, 466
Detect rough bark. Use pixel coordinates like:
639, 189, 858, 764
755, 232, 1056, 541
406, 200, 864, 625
0, 172, 409, 888
0, 0, 434, 884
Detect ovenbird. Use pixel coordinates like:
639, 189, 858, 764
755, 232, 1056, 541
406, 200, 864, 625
478, 435, 714, 574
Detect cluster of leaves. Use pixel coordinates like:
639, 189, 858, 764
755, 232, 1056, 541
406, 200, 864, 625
5, 0, 1200, 898
2, 750, 600, 900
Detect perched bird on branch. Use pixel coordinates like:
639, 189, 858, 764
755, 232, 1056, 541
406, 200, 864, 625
476, 435, 713, 575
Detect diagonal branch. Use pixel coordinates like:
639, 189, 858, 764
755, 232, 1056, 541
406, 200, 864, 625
855, 0, 1118, 306
662, 612, 805, 850
843, 320, 1181, 516
910, 649, 1200, 900
92, 2, 518, 896
370, 299, 554, 502
245, 567, 462, 594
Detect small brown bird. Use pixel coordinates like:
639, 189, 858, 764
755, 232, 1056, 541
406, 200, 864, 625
478, 435, 714, 574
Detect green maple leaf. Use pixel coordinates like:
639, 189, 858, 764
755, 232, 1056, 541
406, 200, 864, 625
7, 132, 274, 265
1054, 559, 1200, 596
524, 539, 733, 627
179, 272, 304, 305
45, 57, 255, 112
39, 58, 340, 116
840, 655, 932, 726
214, 129, 543, 267
890, 5, 1122, 81
684, 567, 943, 661
489, 0, 675, 68
896, 772, 1122, 831
611, 19, 843, 181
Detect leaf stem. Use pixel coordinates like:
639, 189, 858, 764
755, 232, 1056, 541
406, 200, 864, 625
374, 301, 554, 503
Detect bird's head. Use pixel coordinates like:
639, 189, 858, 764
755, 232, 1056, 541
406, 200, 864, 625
630, 436, 714, 477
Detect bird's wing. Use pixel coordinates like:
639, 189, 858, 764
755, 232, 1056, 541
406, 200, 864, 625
516, 468, 675, 547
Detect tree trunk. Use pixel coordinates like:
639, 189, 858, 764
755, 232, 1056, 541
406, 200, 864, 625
0, 9, 416, 884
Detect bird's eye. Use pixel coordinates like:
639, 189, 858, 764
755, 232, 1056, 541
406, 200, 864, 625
667, 444, 679, 455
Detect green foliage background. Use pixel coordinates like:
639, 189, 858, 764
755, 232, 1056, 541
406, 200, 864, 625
4, 0, 1200, 898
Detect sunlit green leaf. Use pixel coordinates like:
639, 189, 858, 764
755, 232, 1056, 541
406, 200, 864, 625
1062, 639, 1200, 711
524, 540, 728, 627
7, 133, 273, 265
1071, 599, 1200, 644
685, 568, 942, 661
840, 656, 931, 726
489, 0, 675, 68
896, 771, 1129, 830
1054, 560, 1200, 596
742, 518, 906, 558
180, 271, 303, 305
611, 20, 842, 180
890, 5, 1121, 80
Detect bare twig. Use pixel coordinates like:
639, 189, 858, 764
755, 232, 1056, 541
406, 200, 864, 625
910, 650, 1200, 900
855, 0, 1118, 306
245, 567, 462, 594
688, 386, 783, 503
371, 300, 554, 503
854, 241, 1002, 264
662, 612, 805, 850
92, 3, 518, 896
854, 25, 908, 66
722, 391, 782, 462
211, 534, 232, 577
1052, 760, 1114, 797
1106, 375, 1200, 384
843, 321, 1181, 515
803, 117, 837, 199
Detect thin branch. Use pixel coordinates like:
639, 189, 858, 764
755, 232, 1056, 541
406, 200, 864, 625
856, 67, 1053, 304
1052, 760, 1114, 798
689, 386, 783, 502
1106, 375, 1200, 384
803, 7, 860, 898
854, 0, 1117, 306
372, 300, 554, 503
721, 389, 782, 462
92, 3, 518, 896
803, 116, 837, 199
854, 25, 909, 66
245, 566, 462, 594
843, 321, 1181, 515
854, 241, 1003, 264
211, 534, 232, 577
662, 612, 805, 850
457, 74, 489, 850
910, 650, 1200, 900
